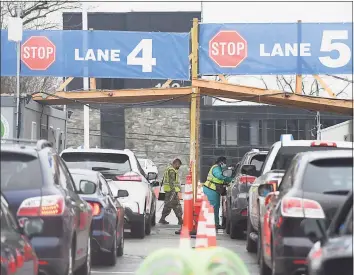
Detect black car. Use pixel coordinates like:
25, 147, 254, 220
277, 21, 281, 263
1, 140, 93, 275
302, 191, 353, 275
223, 149, 268, 239
259, 149, 353, 275
69, 168, 125, 266
1, 194, 38, 275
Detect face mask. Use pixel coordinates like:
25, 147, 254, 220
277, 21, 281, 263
220, 163, 226, 168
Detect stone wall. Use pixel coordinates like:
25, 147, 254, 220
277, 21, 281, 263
66, 106, 101, 148
125, 107, 190, 181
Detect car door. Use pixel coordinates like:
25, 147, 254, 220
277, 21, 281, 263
58, 158, 90, 266
135, 156, 153, 214
98, 174, 117, 247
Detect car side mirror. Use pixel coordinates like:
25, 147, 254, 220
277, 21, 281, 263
150, 181, 160, 187
117, 189, 129, 198
79, 180, 96, 194
147, 172, 158, 181
241, 164, 257, 176
258, 184, 276, 197
301, 219, 327, 244
222, 168, 233, 177
22, 218, 44, 238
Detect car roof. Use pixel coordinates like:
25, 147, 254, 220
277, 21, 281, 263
275, 140, 353, 148
69, 168, 100, 177
296, 149, 353, 163
61, 148, 132, 155
1, 143, 39, 157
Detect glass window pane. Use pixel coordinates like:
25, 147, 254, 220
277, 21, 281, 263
238, 121, 250, 146
275, 120, 287, 141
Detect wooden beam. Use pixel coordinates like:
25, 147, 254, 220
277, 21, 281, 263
90, 78, 96, 90
192, 79, 352, 115
32, 87, 192, 105
313, 75, 336, 98
56, 77, 74, 92
161, 79, 172, 88
218, 74, 228, 83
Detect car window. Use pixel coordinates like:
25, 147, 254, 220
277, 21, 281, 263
1, 204, 18, 232
1, 153, 42, 191
278, 163, 294, 194
260, 145, 275, 175
62, 152, 131, 174
340, 208, 353, 235
99, 175, 114, 197
135, 156, 147, 178
71, 173, 97, 193
58, 158, 75, 192
302, 158, 353, 193
250, 154, 267, 176
271, 146, 345, 171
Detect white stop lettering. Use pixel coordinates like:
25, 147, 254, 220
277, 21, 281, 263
23, 46, 54, 59
211, 41, 245, 56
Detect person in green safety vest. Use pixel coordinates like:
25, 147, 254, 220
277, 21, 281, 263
159, 158, 183, 225
203, 156, 233, 229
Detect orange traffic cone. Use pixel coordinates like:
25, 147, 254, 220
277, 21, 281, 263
182, 173, 194, 232
195, 195, 209, 249
179, 226, 191, 249
205, 201, 217, 247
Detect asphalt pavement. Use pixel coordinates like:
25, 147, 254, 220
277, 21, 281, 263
92, 201, 259, 275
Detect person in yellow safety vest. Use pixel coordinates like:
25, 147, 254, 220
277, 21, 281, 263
159, 158, 183, 225
203, 156, 234, 229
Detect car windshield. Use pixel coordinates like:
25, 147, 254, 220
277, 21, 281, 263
302, 158, 353, 193
61, 152, 131, 174
1, 153, 42, 191
250, 154, 267, 176
271, 146, 345, 171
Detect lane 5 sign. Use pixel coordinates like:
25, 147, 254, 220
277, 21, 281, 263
199, 23, 353, 75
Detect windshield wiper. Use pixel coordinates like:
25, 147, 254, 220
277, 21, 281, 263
323, 190, 349, 195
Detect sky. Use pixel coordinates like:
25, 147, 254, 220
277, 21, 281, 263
31, 1, 354, 104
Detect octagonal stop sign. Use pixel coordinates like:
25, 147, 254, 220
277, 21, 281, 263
21, 36, 56, 70
209, 31, 248, 68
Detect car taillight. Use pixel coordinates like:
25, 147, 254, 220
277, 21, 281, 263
239, 175, 256, 184
311, 141, 337, 147
88, 202, 101, 216
281, 197, 325, 219
116, 175, 142, 181
17, 195, 65, 217
15, 249, 24, 269
8, 254, 16, 274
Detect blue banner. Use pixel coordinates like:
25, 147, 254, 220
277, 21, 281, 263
199, 23, 353, 75
1, 30, 190, 80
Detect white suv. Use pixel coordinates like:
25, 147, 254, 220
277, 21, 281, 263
60, 148, 158, 239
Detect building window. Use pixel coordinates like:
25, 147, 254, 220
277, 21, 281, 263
238, 121, 250, 145
267, 120, 275, 145
201, 120, 214, 145
287, 120, 298, 139
275, 120, 287, 141
220, 121, 238, 146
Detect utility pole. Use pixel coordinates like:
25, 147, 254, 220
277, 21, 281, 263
15, 4, 22, 139
82, 2, 90, 149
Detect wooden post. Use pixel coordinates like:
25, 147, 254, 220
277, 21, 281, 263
190, 18, 200, 203
295, 20, 302, 94
90, 78, 96, 90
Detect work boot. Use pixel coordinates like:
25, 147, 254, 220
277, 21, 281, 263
159, 219, 169, 225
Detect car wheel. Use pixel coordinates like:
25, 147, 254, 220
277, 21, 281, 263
259, 227, 271, 275
230, 219, 244, 239
131, 215, 145, 239
246, 215, 257, 253
145, 214, 152, 235
117, 226, 124, 257
75, 236, 91, 275
105, 231, 117, 266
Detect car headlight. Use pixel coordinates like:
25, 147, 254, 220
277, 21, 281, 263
121, 201, 140, 213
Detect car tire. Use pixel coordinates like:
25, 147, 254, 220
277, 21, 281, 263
131, 216, 145, 239
105, 231, 117, 266
117, 227, 124, 257
75, 236, 91, 275
246, 215, 257, 253
230, 219, 244, 239
145, 214, 152, 235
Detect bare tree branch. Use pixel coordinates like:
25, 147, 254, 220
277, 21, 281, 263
336, 82, 351, 97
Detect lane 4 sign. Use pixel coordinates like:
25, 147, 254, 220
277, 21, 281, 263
199, 22, 353, 75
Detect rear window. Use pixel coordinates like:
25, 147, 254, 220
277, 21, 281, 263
61, 152, 131, 175
302, 158, 353, 193
271, 146, 345, 171
1, 153, 42, 191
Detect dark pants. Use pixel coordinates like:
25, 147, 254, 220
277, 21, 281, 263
161, 192, 183, 221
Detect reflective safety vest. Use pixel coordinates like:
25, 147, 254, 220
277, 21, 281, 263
204, 164, 224, 191
162, 166, 181, 192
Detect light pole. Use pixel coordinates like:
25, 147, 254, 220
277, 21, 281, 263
15, 4, 22, 139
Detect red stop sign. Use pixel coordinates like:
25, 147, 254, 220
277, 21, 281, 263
209, 31, 247, 68
21, 36, 56, 70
